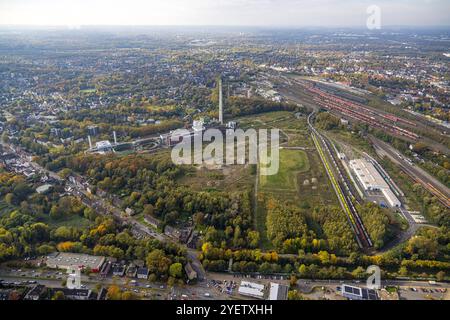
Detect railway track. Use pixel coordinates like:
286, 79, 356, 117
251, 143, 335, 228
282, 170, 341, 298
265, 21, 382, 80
401, 167, 450, 209
308, 112, 372, 249
399, 164, 450, 209
371, 138, 450, 209
292, 79, 420, 141
323, 134, 362, 204
426, 183, 450, 208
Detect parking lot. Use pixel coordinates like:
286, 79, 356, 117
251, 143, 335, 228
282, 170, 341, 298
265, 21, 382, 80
398, 286, 447, 300
2, 262, 449, 301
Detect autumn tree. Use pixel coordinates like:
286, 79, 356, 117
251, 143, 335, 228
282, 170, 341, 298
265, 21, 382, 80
169, 262, 183, 278
146, 249, 172, 277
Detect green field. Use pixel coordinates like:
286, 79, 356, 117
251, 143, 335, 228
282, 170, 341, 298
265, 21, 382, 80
36, 213, 92, 228
251, 113, 340, 249
257, 149, 310, 249
260, 149, 309, 192
238, 111, 292, 129
175, 110, 339, 250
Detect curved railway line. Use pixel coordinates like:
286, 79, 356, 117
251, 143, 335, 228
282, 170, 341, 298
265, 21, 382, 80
308, 112, 372, 249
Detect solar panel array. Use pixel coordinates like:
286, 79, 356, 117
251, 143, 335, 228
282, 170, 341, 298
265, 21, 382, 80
344, 285, 361, 295
342, 285, 378, 300
365, 289, 378, 300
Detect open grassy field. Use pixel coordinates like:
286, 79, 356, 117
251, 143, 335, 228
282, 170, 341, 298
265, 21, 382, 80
238, 111, 292, 129
174, 133, 258, 193
260, 149, 309, 192
254, 113, 337, 206
249, 112, 339, 249
174, 110, 340, 249
256, 148, 338, 246
257, 149, 310, 249
36, 213, 92, 229
296, 151, 338, 207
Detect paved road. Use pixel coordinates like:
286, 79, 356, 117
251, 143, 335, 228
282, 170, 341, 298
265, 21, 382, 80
207, 272, 449, 300
370, 136, 450, 208
0, 271, 219, 300
1, 140, 207, 282
1, 141, 63, 182
295, 278, 449, 300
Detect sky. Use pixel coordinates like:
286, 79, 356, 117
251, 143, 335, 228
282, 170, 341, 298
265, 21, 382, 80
0, 0, 449, 27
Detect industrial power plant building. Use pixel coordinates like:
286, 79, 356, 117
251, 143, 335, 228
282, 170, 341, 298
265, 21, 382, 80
349, 159, 401, 208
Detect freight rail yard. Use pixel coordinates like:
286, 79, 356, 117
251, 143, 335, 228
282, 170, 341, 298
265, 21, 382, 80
275, 75, 450, 206
296, 80, 420, 141
275, 74, 450, 253
275, 74, 450, 151
308, 112, 373, 249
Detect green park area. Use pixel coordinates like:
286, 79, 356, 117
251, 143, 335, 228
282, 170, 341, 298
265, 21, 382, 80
260, 149, 309, 192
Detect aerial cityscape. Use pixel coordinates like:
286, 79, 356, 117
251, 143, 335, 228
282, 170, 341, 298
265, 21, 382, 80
0, 0, 449, 309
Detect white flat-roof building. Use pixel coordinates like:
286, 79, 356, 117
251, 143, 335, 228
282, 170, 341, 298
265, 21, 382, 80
46, 252, 105, 272
192, 120, 205, 133
36, 184, 53, 194
268, 283, 289, 300
350, 159, 401, 208
238, 281, 265, 299
350, 159, 385, 191
95, 140, 112, 152
381, 188, 401, 208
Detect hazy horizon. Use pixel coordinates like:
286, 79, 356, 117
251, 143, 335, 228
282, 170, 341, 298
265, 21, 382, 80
1, 0, 449, 28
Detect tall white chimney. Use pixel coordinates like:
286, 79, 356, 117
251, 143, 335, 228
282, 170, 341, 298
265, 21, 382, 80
219, 77, 223, 124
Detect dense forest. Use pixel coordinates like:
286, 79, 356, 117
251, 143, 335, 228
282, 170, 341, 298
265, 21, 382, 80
66, 153, 259, 250
0, 167, 187, 284
265, 198, 361, 255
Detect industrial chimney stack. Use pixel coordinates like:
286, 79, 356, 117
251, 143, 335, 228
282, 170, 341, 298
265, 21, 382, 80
219, 77, 223, 124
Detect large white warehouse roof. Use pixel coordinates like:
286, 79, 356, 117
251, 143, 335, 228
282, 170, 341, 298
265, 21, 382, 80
349, 159, 387, 191
238, 281, 265, 299
350, 159, 401, 208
